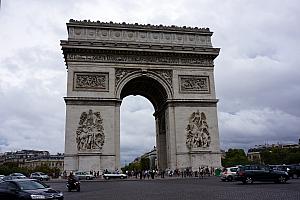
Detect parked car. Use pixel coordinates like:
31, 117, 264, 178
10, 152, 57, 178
103, 172, 127, 180
74, 171, 95, 180
236, 165, 289, 184
30, 172, 50, 181
269, 165, 290, 172
0, 179, 63, 200
3, 173, 27, 180
220, 167, 238, 182
0, 175, 4, 181
288, 164, 300, 179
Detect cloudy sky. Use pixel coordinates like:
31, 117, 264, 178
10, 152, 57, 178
0, 0, 299, 165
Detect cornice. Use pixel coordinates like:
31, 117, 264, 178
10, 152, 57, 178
61, 40, 220, 55
64, 97, 122, 106
68, 19, 212, 34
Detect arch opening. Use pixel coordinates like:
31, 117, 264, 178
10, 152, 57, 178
119, 76, 169, 170
120, 95, 156, 168
120, 76, 168, 112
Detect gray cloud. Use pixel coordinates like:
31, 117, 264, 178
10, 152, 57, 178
0, 0, 299, 164
120, 96, 156, 164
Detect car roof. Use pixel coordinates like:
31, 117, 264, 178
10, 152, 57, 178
5, 178, 36, 182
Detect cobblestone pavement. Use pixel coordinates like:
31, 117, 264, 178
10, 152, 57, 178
48, 176, 300, 200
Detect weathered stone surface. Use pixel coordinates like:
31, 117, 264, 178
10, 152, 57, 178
61, 20, 221, 173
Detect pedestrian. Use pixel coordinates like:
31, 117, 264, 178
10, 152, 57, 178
140, 171, 143, 179
161, 169, 165, 178
205, 166, 210, 177
199, 167, 204, 179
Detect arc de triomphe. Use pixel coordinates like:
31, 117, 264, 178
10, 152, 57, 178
61, 20, 221, 172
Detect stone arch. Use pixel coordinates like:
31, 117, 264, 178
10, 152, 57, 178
117, 72, 171, 170
116, 70, 173, 111
61, 20, 222, 173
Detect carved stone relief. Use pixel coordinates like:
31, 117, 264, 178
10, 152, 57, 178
179, 75, 209, 93
115, 68, 139, 86
74, 72, 108, 91
115, 68, 173, 89
186, 111, 211, 149
76, 109, 105, 151
67, 53, 214, 66
150, 69, 173, 88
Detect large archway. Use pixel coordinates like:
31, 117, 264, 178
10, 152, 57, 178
119, 75, 169, 170
61, 20, 221, 173
120, 95, 155, 167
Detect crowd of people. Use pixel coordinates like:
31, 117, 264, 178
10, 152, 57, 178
63, 166, 221, 180
124, 166, 218, 179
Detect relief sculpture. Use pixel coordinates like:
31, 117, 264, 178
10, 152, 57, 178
76, 109, 105, 151
151, 69, 173, 88
67, 53, 213, 66
115, 68, 138, 86
180, 76, 209, 93
74, 72, 108, 91
186, 110, 211, 149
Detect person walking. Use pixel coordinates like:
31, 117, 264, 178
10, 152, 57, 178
199, 167, 204, 179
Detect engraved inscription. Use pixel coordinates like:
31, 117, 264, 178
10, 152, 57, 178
76, 109, 105, 151
186, 111, 211, 149
74, 72, 108, 91
179, 75, 209, 93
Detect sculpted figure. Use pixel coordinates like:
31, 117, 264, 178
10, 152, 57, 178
186, 111, 211, 149
76, 109, 105, 151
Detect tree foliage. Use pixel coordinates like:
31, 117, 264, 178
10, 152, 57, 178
140, 158, 150, 171
260, 147, 300, 165
222, 149, 249, 167
121, 157, 150, 172
0, 162, 61, 177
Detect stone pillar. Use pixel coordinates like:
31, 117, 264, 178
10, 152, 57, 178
64, 99, 121, 173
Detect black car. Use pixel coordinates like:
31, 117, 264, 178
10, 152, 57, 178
288, 164, 300, 179
236, 165, 289, 184
0, 179, 63, 200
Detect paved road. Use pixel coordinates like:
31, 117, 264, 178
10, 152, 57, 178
48, 177, 300, 200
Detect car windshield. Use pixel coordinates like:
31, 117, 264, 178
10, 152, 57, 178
17, 180, 46, 190
230, 168, 237, 172
12, 173, 24, 176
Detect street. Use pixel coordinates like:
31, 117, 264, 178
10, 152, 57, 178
48, 177, 300, 200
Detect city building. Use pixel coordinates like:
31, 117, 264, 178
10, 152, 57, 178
141, 146, 157, 170
247, 139, 300, 163
131, 147, 157, 170
0, 150, 64, 172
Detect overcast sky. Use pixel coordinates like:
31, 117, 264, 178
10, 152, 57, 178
0, 0, 299, 165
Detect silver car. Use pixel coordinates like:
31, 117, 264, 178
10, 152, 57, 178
74, 171, 95, 180
30, 172, 50, 181
103, 172, 127, 180
221, 167, 238, 182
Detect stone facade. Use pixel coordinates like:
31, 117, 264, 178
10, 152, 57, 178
61, 20, 221, 172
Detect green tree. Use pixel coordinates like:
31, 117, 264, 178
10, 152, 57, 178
260, 147, 300, 165
222, 149, 249, 167
140, 157, 150, 170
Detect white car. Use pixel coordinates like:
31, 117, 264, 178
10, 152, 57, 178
8, 173, 27, 179
30, 172, 50, 181
103, 172, 127, 180
220, 167, 238, 182
74, 171, 95, 180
